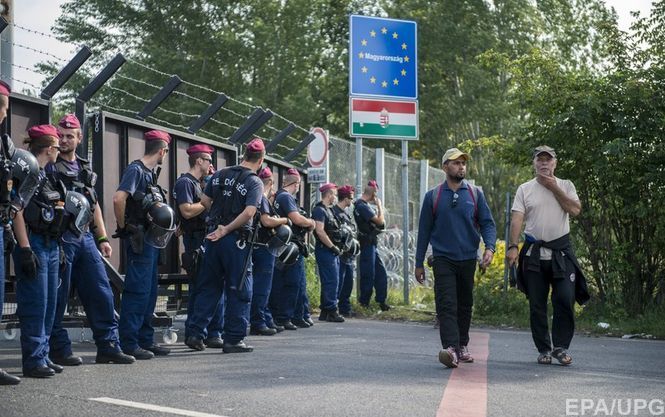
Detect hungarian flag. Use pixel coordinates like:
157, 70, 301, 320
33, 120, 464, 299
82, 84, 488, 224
350, 98, 418, 138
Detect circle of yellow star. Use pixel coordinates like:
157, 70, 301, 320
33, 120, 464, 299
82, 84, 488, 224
401, 69, 407, 76
401, 43, 407, 50
361, 66, 368, 73
404, 55, 410, 63
381, 27, 388, 34
370, 76, 376, 84
370, 30, 376, 37
393, 78, 399, 85
392, 32, 398, 39
361, 39, 367, 46
381, 80, 388, 88
358, 52, 364, 59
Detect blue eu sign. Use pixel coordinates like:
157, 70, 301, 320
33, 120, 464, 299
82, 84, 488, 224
349, 15, 418, 100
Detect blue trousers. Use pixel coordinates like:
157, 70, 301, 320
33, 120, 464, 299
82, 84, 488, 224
50, 231, 121, 357
14, 234, 59, 372
269, 255, 304, 322
0, 229, 4, 336
358, 243, 388, 305
315, 245, 340, 311
250, 246, 275, 329
187, 235, 252, 345
294, 264, 311, 321
118, 242, 159, 352
338, 260, 355, 315
182, 232, 223, 340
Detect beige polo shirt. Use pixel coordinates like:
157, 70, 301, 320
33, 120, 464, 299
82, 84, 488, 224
512, 177, 579, 260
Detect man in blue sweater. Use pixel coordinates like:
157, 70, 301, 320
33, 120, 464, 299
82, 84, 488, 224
414, 148, 496, 368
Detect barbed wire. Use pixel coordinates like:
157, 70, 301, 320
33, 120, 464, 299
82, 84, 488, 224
11, 23, 72, 44
115, 73, 162, 91
154, 106, 200, 120
0, 59, 45, 76
0, 39, 68, 63
105, 84, 150, 103
207, 117, 240, 131
88, 98, 139, 117
199, 127, 229, 141
0, 74, 41, 91
171, 90, 209, 106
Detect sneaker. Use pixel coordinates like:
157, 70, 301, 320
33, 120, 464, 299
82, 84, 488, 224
458, 346, 474, 363
438, 347, 459, 368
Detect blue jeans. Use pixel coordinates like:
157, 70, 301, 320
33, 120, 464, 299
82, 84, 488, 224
338, 260, 355, 314
187, 234, 252, 345
50, 231, 121, 357
358, 243, 388, 305
269, 255, 304, 322
250, 246, 275, 329
315, 245, 340, 311
118, 242, 159, 352
14, 234, 60, 372
182, 232, 223, 340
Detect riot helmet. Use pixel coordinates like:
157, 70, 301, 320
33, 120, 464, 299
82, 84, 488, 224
267, 224, 292, 256
144, 201, 177, 248
277, 241, 299, 266
345, 238, 360, 257
64, 191, 92, 237
337, 224, 354, 252
11, 149, 40, 208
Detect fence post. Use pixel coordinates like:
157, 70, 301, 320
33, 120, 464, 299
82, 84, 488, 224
401, 141, 409, 304
503, 191, 511, 291
375, 148, 385, 203
419, 160, 429, 205
355, 138, 363, 301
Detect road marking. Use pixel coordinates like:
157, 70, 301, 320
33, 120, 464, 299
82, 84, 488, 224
89, 397, 229, 417
437, 331, 490, 417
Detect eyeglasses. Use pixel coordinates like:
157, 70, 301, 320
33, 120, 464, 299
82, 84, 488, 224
452, 193, 459, 208
200, 157, 213, 163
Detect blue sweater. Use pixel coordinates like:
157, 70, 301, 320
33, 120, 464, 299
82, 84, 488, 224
415, 180, 496, 267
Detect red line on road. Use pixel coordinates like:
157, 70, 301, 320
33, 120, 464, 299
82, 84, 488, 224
436, 332, 490, 417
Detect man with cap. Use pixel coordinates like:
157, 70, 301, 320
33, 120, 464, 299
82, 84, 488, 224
506, 145, 587, 366
312, 183, 346, 322
353, 180, 390, 311
0, 80, 21, 384
250, 166, 290, 335
184, 138, 265, 353
269, 168, 316, 330
49, 114, 136, 366
113, 129, 174, 360
332, 185, 357, 317
415, 147, 496, 368
173, 142, 223, 348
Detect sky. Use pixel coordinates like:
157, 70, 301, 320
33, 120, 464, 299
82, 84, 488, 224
4, 0, 657, 95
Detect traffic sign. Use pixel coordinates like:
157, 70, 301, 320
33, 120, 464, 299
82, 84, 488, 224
349, 97, 418, 140
349, 15, 418, 99
307, 127, 328, 167
307, 167, 327, 184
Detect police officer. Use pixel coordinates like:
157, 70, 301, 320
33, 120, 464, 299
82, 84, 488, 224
173, 143, 223, 348
332, 185, 358, 318
250, 166, 290, 336
354, 180, 390, 311
12, 125, 68, 378
184, 138, 265, 353
269, 168, 315, 331
0, 81, 27, 384
49, 114, 136, 366
113, 130, 176, 360
312, 183, 345, 322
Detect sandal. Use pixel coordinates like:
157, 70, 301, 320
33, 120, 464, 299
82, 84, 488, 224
537, 352, 552, 365
552, 348, 573, 365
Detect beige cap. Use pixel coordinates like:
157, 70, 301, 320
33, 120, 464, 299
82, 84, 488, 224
442, 147, 470, 164
533, 145, 556, 158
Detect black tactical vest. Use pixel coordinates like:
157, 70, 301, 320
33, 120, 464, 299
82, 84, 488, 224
208, 166, 257, 229
313, 201, 342, 245
23, 172, 68, 238
125, 160, 166, 228
174, 173, 207, 234
54, 156, 98, 212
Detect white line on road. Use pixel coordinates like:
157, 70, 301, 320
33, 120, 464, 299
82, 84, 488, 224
89, 397, 229, 417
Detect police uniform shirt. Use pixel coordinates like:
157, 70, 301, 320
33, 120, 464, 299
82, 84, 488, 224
332, 205, 353, 226
174, 174, 207, 217
117, 161, 155, 198
203, 167, 262, 224
259, 195, 272, 216
354, 199, 376, 225
274, 190, 299, 218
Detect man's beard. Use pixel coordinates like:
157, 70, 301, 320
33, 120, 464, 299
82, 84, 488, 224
59, 148, 75, 158
449, 172, 465, 183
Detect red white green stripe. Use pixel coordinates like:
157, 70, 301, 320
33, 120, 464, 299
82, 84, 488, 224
350, 98, 418, 139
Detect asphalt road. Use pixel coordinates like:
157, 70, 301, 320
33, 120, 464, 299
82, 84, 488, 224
0, 318, 663, 417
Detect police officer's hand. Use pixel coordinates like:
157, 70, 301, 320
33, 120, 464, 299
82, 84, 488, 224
506, 246, 519, 267
285, 218, 292, 228
206, 225, 227, 242
414, 267, 426, 284
18, 247, 39, 279
330, 245, 342, 256
112, 226, 131, 239
99, 241, 112, 258
480, 249, 494, 269
59, 247, 67, 273
307, 219, 316, 231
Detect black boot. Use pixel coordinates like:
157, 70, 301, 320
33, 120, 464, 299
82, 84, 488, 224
326, 310, 345, 323
0, 369, 20, 385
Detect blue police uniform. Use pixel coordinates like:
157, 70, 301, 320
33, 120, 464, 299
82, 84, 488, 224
14, 170, 65, 375
250, 196, 276, 331
269, 190, 307, 326
353, 199, 388, 306
49, 156, 126, 361
312, 202, 341, 314
332, 205, 356, 316
116, 160, 162, 353
173, 172, 223, 341
186, 166, 262, 346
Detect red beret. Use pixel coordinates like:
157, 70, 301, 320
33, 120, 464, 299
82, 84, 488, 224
258, 166, 273, 179
144, 130, 171, 144
286, 168, 300, 177
338, 185, 355, 199
186, 143, 214, 155
246, 138, 265, 152
0, 80, 10, 97
58, 114, 81, 129
368, 179, 379, 190
28, 124, 59, 140
319, 183, 337, 193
